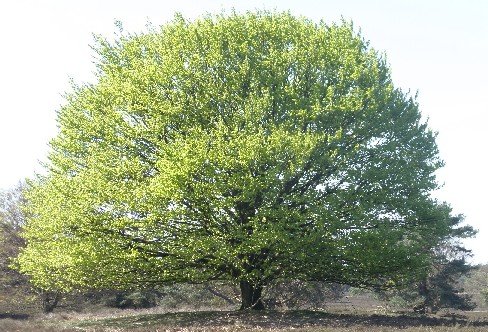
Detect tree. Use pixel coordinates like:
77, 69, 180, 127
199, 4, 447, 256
0, 182, 27, 292
374, 213, 476, 313
0, 182, 32, 312
413, 215, 476, 313
17, 12, 453, 310
0, 182, 63, 313
0, 182, 26, 230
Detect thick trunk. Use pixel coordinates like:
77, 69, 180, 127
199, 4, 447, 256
239, 280, 265, 310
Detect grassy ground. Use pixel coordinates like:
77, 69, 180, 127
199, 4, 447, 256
1, 309, 488, 331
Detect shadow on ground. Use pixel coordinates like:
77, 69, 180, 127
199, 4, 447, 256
75, 310, 488, 330
0, 313, 29, 320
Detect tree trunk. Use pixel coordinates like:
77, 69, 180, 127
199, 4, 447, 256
239, 280, 265, 310
41, 291, 60, 313
416, 279, 438, 314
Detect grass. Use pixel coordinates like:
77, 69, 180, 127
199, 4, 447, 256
1, 309, 488, 331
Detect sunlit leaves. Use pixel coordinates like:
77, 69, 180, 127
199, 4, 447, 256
18, 12, 447, 294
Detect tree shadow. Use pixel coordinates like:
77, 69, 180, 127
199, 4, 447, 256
0, 313, 30, 320
76, 310, 488, 329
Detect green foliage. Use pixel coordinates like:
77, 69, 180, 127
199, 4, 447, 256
17, 12, 452, 308
414, 215, 476, 313
376, 216, 476, 313
426, 259, 475, 311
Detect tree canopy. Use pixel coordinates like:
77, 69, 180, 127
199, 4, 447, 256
17, 12, 455, 309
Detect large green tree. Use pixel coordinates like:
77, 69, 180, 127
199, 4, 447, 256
18, 12, 453, 310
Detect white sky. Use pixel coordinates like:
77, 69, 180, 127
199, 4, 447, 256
0, 0, 487, 262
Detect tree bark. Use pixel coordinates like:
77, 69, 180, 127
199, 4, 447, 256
41, 291, 60, 313
239, 280, 265, 310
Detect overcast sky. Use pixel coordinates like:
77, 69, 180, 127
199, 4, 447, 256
1, 0, 487, 262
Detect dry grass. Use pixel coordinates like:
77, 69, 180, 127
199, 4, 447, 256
2, 308, 488, 332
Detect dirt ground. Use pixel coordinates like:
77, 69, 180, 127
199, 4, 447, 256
1, 308, 488, 332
